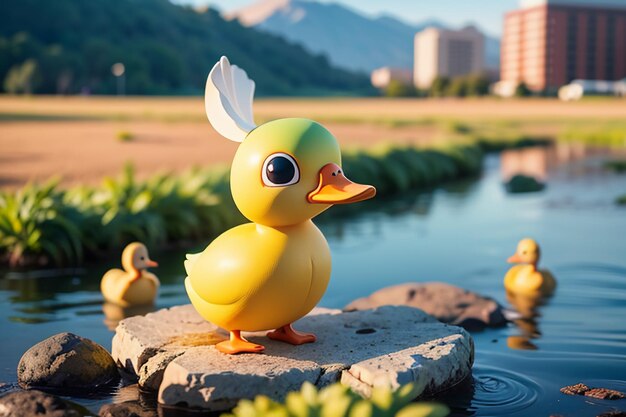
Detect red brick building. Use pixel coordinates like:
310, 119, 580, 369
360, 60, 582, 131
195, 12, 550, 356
501, 0, 626, 92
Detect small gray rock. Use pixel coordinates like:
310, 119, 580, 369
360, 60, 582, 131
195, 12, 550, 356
138, 350, 185, 391
18, 333, 119, 391
345, 282, 507, 329
0, 390, 81, 417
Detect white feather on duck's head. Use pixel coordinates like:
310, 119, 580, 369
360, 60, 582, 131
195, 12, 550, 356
205, 56, 257, 142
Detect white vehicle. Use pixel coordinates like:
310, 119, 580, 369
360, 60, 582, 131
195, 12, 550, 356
558, 79, 626, 101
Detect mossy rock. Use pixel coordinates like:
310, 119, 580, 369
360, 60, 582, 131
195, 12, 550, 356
505, 175, 546, 194
605, 160, 626, 173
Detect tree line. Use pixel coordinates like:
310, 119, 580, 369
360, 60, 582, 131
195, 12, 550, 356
0, 0, 373, 96
383, 74, 533, 98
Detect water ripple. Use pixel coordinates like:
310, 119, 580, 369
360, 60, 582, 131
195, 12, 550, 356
443, 366, 541, 416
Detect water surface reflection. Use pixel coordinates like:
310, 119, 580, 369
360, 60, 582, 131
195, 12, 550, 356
0, 145, 625, 416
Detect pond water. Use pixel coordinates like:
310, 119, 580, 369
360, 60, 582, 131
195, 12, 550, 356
1, 144, 625, 416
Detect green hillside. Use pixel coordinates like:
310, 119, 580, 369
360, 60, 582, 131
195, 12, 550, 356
0, 0, 373, 95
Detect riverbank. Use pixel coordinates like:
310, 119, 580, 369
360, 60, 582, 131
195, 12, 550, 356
0, 141, 494, 268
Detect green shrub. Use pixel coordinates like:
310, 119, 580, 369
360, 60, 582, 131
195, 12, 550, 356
447, 122, 472, 135
431, 73, 490, 98
384, 80, 416, 98
446, 78, 467, 97
616, 194, 626, 205
116, 131, 135, 142
222, 382, 448, 417
475, 136, 551, 153
514, 82, 532, 97
465, 74, 490, 96
605, 160, 626, 173
429, 76, 450, 97
505, 175, 545, 193
0, 180, 83, 266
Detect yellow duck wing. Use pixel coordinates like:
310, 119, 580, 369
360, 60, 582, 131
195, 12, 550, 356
517, 267, 545, 293
504, 265, 526, 289
186, 223, 287, 306
101, 269, 132, 303
142, 271, 160, 288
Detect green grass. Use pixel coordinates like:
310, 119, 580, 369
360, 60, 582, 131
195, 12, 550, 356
116, 130, 135, 142
559, 129, 626, 148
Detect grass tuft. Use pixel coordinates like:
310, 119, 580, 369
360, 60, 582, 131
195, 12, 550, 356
116, 130, 135, 142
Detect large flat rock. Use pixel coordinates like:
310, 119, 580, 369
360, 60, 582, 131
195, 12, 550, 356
112, 304, 473, 411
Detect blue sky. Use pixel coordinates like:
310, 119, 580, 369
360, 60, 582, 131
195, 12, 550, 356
175, 0, 520, 36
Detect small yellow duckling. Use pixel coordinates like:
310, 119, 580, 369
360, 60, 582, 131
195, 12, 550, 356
101, 242, 159, 307
504, 238, 556, 296
184, 57, 375, 354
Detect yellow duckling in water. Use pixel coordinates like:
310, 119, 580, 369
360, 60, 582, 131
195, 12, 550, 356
504, 238, 556, 296
184, 57, 375, 354
101, 242, 159, 307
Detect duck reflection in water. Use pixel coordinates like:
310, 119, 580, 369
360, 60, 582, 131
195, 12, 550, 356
506, 291, 550, 350
102, 302, 155, 331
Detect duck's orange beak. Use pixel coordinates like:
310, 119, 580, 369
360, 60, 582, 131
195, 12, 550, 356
307, 163, 376, 204
507, 254, 523, 263
145, 259, 159, 268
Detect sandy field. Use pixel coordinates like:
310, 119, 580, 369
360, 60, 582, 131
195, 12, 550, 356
1, 96, 625, 188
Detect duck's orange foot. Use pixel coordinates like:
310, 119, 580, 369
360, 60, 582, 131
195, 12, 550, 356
216, 330, 265, 354
267, 324, 316, 345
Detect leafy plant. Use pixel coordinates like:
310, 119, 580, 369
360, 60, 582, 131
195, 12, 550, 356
384, 80, 416, 98
514, 82, 532, 97
222, 382, 448, 417
604, 160, 626, 173
0, 179, 83, 266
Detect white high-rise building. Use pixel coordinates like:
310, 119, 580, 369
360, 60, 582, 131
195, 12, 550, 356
414, 26, 485, 89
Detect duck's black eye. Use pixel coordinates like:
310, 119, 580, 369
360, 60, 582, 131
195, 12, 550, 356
140, 256, 145, 260
262, 153, 300, 187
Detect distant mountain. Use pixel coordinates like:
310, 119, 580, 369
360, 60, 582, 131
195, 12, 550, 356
0, 0, 372, 95
227, 0, 500, 73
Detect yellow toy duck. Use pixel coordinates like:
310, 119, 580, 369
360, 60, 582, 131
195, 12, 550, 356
504, 238, 556, 296
184, 57, 376, 354
101, 242, 159, 307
